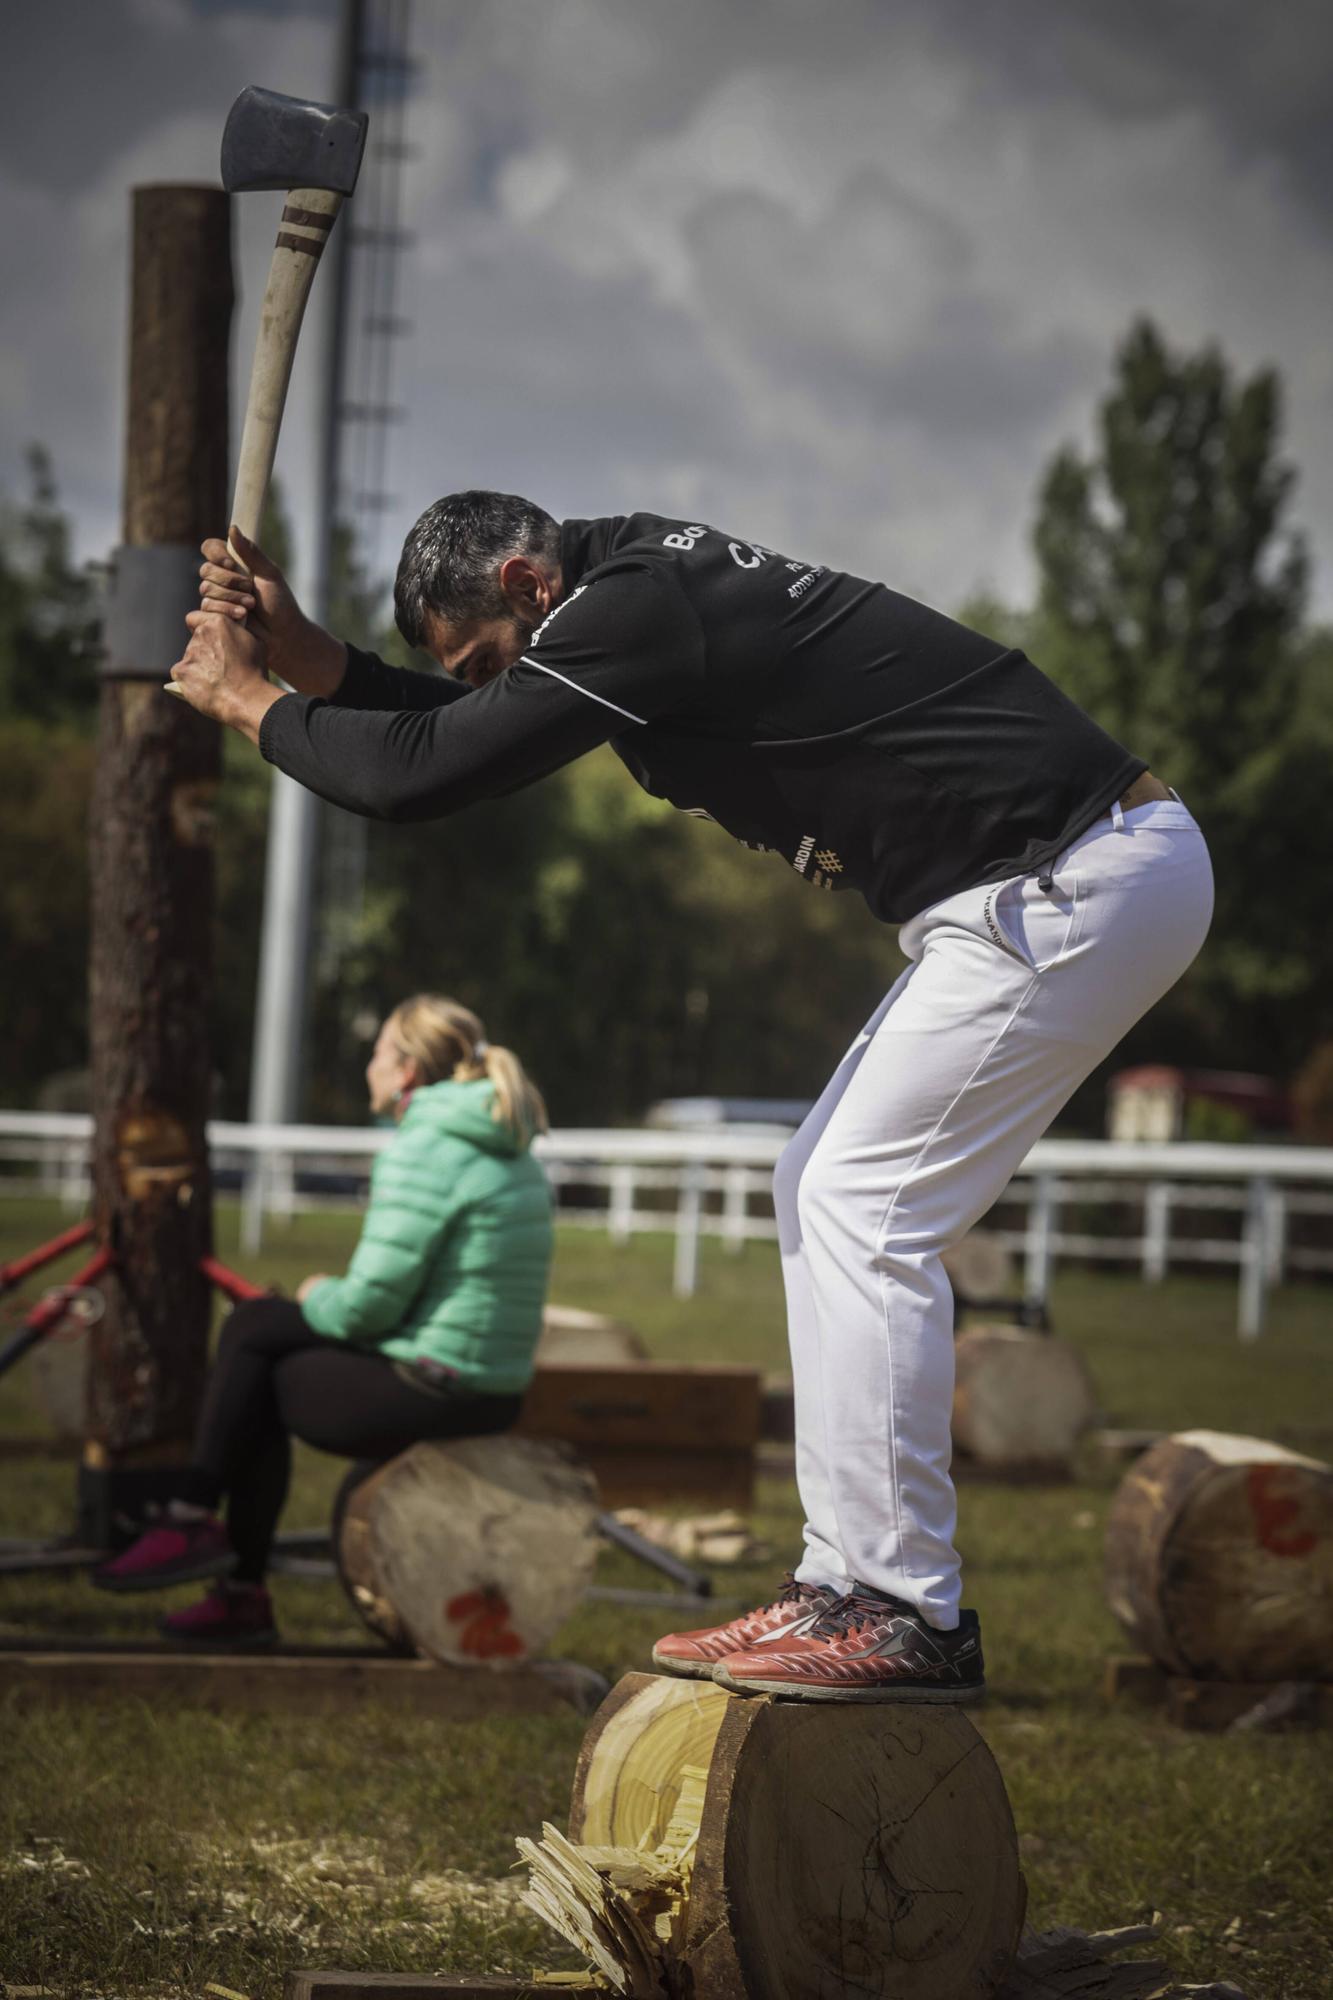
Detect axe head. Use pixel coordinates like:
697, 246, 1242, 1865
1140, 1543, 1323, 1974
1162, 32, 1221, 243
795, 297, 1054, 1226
222, 84, 368, 195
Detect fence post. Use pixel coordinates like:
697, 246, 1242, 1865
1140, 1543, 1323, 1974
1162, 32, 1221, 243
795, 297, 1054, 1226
608, 1164, 636, 1246
722, 1165, 750, 1255
1238, 1175, 1271, 1341
1024, 1174, 1058, 1308
1142, 1180, 1171, 1283
673, 1162, 705, 1299
1264, 1183, 1288, 1285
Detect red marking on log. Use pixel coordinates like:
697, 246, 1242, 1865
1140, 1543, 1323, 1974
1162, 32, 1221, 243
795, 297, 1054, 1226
1247, 1464, 1319, 1558
446, 1587, 526, 1660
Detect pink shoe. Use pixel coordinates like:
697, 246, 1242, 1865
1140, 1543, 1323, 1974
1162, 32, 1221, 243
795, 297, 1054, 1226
92, 1514, 236, 1594
161, 1581, 278, 1651
651, 1575, 841, 1680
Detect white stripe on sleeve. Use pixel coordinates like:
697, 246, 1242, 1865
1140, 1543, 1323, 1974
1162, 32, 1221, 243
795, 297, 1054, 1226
520, 657, 647, 726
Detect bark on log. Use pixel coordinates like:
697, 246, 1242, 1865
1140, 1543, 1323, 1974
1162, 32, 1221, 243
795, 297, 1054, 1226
334, 1436, 601, 1665
87, 186, 232, 1453
952, 1327, 1097, 1470
519, 1669, 1025, 2000
1104, 1429, 1333, 1681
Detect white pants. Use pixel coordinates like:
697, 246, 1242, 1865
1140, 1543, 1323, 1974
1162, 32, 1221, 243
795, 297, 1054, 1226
775, 797, 1214, 1627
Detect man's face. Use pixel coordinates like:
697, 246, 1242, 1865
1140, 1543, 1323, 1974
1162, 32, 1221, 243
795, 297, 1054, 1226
421, 554, 562, 690
423, 608, 533, 690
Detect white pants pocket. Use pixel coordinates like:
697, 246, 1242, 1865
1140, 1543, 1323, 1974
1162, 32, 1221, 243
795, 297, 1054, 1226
982, 871, 1081, 973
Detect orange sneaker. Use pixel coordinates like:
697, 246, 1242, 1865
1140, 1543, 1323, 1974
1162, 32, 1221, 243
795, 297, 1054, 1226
715, 1586, 986, 1703
651, 1575, 842, 1681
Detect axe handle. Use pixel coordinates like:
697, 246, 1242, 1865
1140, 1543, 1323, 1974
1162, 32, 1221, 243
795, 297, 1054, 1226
165, 184, 343, 693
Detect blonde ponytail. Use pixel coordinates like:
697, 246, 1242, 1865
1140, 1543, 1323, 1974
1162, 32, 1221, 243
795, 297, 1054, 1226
388, 994, 547, 1146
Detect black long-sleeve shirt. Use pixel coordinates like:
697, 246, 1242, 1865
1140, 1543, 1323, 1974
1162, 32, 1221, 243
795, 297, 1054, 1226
259, 511, 1144, 924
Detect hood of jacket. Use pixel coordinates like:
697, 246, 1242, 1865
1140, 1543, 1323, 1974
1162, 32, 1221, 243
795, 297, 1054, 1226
397, 1077, 529, 1157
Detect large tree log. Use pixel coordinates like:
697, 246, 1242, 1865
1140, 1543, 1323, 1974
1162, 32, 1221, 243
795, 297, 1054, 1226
952, 1327, 1097, 1471
334, 1436, 600, 1665
1104, 1429, 1333, 1681
86, 186, 232, 1456
518, 1670, 1025, 2000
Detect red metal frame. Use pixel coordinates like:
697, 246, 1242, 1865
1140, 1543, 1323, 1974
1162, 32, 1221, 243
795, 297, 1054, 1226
0, 1220, 96, 1297
0, 1229, 267, 1381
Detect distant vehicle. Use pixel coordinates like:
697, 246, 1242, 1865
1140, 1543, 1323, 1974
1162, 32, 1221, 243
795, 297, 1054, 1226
1107, 1066, 1291, 1143
645, 1096, 813, 1135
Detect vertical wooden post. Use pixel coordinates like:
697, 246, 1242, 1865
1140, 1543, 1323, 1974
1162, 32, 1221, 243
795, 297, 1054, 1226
86, 186, 233, 1461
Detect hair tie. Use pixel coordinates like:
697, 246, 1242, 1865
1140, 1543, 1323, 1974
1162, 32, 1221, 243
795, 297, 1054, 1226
473, 1039, 490, 1058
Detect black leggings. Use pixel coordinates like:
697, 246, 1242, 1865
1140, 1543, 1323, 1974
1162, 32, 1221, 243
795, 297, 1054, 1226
188, 1297, 523, 1582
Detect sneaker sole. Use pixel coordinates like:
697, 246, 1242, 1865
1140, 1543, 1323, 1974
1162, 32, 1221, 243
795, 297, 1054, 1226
650, 1644, 725, 1681
93, 1550, 237, 1595
713, 1667, 987, 1704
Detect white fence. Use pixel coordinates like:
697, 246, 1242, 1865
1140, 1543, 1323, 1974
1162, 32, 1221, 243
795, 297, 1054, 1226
3, 1112, 1332, 1338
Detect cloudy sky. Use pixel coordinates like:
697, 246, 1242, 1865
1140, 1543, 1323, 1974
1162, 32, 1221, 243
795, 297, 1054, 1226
3, 0, 1331, 620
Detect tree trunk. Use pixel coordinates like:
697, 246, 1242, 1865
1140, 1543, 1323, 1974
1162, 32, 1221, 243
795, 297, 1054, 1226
334, 1436, 601, 1664
952, 1327, 1097, 1472
1104, 1429, 1333, 1680
86, 186, 232, 1455
518, 1670, 1025, 2000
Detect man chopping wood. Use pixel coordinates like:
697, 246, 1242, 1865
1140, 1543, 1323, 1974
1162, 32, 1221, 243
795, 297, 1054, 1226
172, 494, 1213, 1703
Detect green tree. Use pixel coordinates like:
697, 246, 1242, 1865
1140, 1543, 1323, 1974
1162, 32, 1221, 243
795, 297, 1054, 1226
1033, 318, 1307, 813
0, 446, 99, 721
1031, 320, 1330, 1092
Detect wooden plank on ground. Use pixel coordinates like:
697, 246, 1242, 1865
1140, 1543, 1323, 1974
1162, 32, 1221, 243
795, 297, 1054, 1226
287, 1978, 607, 2000
0, 1648, 605, 1718
515, 1362, 761, 1450
1105, 1653, 1332, 1730
514, 1361, 761, 1508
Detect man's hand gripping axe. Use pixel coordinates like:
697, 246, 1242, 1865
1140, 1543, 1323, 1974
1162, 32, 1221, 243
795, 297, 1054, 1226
166, 85, 367, 693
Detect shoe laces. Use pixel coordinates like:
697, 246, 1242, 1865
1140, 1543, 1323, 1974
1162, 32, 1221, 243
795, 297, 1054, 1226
809, 1587, 916, 1640
762, 1572, 819, 1615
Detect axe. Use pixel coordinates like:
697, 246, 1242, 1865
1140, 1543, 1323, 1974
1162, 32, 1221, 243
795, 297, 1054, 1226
166, 84, 368, 693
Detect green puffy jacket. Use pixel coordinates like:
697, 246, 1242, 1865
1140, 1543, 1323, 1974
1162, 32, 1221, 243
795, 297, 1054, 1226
299, 1079, 554, 1394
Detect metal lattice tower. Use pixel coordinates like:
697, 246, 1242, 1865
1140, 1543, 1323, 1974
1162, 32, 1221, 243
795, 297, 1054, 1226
317, 0, 418, 990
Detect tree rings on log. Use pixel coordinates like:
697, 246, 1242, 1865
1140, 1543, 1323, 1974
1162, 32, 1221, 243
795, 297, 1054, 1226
942, 1230, 1015, 1302
519, 1669, 1024, 1999
952, 1327, 1097, 1471
1105, 1428, 1333, 1681
334, 1436, 600, 1667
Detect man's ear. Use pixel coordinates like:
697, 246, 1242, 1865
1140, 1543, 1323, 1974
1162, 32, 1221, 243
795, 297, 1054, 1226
498, 554, 553, 617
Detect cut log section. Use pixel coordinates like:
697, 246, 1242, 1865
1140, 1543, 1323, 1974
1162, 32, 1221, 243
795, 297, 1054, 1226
942, 1230, 1016, 1302
1105, 1429, 1333, 1682
538, 1306, 648, 1368
334, 1436, 600, 1666
952, 1327, 1097, 1472
518, 1669, 1025, 2000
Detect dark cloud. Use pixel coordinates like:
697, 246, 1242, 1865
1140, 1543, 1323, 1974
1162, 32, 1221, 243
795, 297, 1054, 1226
1, 0, 1329, 617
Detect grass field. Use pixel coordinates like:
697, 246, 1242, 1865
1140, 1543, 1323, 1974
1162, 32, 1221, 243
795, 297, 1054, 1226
0, 1196, 1329, 1998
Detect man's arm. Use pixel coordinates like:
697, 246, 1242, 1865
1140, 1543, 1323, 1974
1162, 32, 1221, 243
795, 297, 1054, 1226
193, 526, 467, 713
175, 557, 704, 813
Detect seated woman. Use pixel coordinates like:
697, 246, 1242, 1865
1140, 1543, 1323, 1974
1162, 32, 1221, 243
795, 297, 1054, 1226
95, 995, 554, 1648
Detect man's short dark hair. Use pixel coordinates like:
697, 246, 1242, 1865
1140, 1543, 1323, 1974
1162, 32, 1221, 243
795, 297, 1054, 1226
394, 490, 562, 646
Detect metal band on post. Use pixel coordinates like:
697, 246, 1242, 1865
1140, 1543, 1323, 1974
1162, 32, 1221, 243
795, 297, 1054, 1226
100, 545, 201, 681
